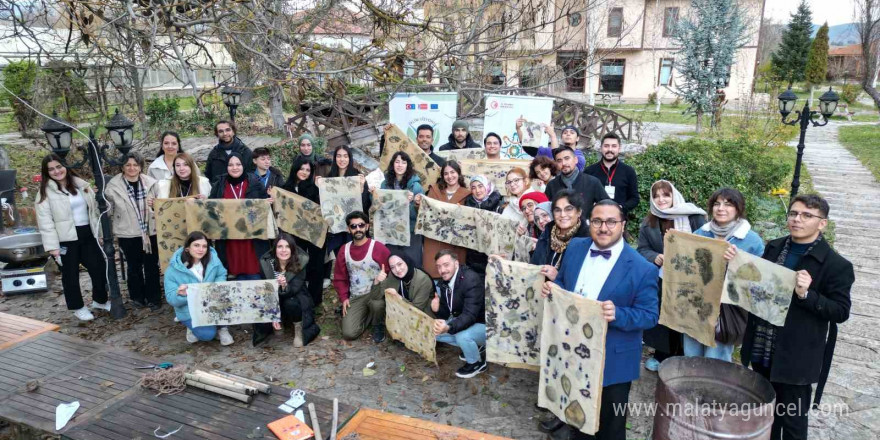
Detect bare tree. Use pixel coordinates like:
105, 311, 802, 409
855, 0, 880, 114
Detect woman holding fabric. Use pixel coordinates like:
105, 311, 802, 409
36, 154, 110, 321
686, 187, 765, 362
533, 201, 553, 233
637, 180, 707, 371
282, 156, 326, 308
148, 152, 211, 202
514, 192, 550, 257
528, 156, 557, 193
105, 152, 161, 310
252, 233, 321, 347
380, 151, 424, 264
148, 131, 188, 181
415, 160, 471, 278
164, 231, 232, 345
500, 167, 537, 224
373, 251, 435, 317
463, 175, 504, 274
530, 190, 590, 277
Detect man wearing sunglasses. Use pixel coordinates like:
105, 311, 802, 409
332, 212, 391, 343
739, 194, 853, 440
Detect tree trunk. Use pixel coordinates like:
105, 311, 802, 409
861, 80, 880, 115
270, 82, 285, 130
695, 109, 703, 133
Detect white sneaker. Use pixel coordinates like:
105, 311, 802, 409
174, 316, 180, 322
322, 278, 331, 289
91, 301, 111, 311
218, 327, 234, 346
74, 307, 95, 321
186, 328, 198, 343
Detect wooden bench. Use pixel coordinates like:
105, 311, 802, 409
337, 408, 513, 440
0, 312, 60, 351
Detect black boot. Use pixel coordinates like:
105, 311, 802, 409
252, 323, 273, 347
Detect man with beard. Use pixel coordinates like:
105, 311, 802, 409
333, 211, 391, 342
438, 120, 481, 151
545, 146, 608, 223
517, 121, 586, 171
415, 124, 446, 167
431, 250, 487, 378
205, 121, 254, 183
585, 133, 639, 214
540, 200, 658, 440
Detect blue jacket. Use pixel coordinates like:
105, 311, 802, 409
694, 220, 765, 257
554, 238, 659, 387
381, 175, 424, 232
164, 247, 228, 322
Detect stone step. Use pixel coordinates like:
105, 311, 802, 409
834, 333, 880, 364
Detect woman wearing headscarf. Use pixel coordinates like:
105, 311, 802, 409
282, 156, 325, 308
638, 180, 707, 371
463, 175, 504, 274
530, 190, 590, 278
371, 250, 435, 317
515, 192, 550, 257
295, 133, 332, 176
415, 160, 471, 278
380, 151, 424, 265
533, 201, 553, 233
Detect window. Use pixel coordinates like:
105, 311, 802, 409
520, 62, 540, 89
569, 12, 582, 27
599, 59, 625, 94
558, 54, 586, 93
658, 58, 674, 86
663, 7, 679, 37
608, 8, 623, 38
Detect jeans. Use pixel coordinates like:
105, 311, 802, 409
181, 319, 217, 341
436, 323, 486, 363
682, 334, 734, 362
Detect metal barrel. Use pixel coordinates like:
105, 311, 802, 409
652, 356, 776, 440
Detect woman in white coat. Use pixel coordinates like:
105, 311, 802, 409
147, 131, 188, 181
147, 152, 211, 202
35, 154, 109, 321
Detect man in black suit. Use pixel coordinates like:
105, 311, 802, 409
431, 250, 487, 378
545, 146, 609, 222
583, 133, 640, 214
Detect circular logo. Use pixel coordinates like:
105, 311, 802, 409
489, 100, 499, 109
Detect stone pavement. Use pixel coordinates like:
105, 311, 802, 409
795, 121, 880, 440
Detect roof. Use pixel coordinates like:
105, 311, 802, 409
828, 44, 862, 56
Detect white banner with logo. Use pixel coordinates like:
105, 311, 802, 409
389, 93, 458, 148
483, 94, 555, 159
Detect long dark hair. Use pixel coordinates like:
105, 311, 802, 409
39, 153, 79, 201
384, 151, 415, 189
156, 131, 183, 158
284, 155, 314, 189
708, 187, 747, 220
329, 145, 359, 177
181, 231, 211, 269
272, 233, 300, 273
437, 160, 465, 190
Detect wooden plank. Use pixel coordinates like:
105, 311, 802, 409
0, 312, 60, 350
337, 408, 512, 440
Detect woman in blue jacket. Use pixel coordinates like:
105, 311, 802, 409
686, 188, 765, 362
164, 231, 232, 345
380, 151, 424, 265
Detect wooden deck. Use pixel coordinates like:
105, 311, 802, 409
0, 331, 357, 439
0, 312, 60, 350
337, 408, 513, 440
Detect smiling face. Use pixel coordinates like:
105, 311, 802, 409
712, 197, 739, 226
186, 238, 209, 261
123, 158, 141, 179
227, 156, 244, 178
436, 254, 459, 282
536, 165, 553, 183
393, 156, 408, 177
275, 239, 292, 262
388, 255, 408, 279
535, 210, 552, 230
590, 204, 625, 249
484, 136, 501, 157
600, 137, 620, 163
505, 172, 527, 197
162, 135, 180, 156
216, 123, 234, 143
296, 163, 312, 182
470, 181, 487, 200
416, 128, 433, 151
443, 166, 460, 187
335, 149, 350, 171
787, 201, 827, 243
522, 199, 537, 223
299, 139, 313, 156
556, 150, 577, 175
552, 197, 580, 231
47, 160, 67, 182
174, 157, 192, 180
561, 128, 579, 145
348, 218, 369, 241
653, 189, 673, 210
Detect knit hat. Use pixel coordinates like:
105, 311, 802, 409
519, 191, 549, 209
535, 201, 553, 218
561, 125, 580, 136
452, 120, 469, 131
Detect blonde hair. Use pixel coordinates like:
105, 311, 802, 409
169, 152, 203, 197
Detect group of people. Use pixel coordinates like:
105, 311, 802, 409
34, 118, 853, 440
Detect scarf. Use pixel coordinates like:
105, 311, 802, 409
560, 168, 579, 189
709, 218, 745, 241
297, 133, 317, 162
550, 217, 582, 256
470, 175, 495, 203
649, 180, 706, 233
124, 176, 151, 253
225, 152, 247, 185
389, 251, 417, 301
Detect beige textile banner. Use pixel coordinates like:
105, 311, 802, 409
435, 148, 487, 161
458, 159, 532, 195
538, 284, 607, 435
485, 257, 545, 370
384, 289, 437, 363
319, 177, 364, 234
722, 250, 796, 326
186, 280, 280, 327
270, 187, 328, 248
414, 197, 520, 258
381, 124, 442, 188
658, 230, 729, 347
370, 189, 411, 246
185, 199, 276, 240
155, 197, 191, 272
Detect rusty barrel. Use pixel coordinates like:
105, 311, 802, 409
652, 356, 775, 440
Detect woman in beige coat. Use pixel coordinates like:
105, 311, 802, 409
35, 154, 109, 321
106, 152, 161, 310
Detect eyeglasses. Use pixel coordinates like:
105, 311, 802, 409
505, 177, 524, 186
590, 218, 622, 229
552, 205, 577, 215
348, 223, 368, 230
787, 210, 824, 221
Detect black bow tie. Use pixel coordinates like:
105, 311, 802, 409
590, 249, 612, 259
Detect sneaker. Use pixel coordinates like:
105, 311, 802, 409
186, 328, 198, 343
174, 316, 180, 322
371, 324, 386, 343
218, 327, 234, 346
73, 307, 95, 321
91, 301, 111, 311
322, 278, 331, 289
645, 357, 661, 372
459, 345, 486, 362
455, 360, 487, 379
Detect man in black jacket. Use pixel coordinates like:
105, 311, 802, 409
545, 146, 609, 222
741, 194, 853, 440
415, 124, 446, 167
438, 120, 481, 151
431, 250, 487, 378
584, 133, 640, 214
205, 121, 254, 183
251, 147, 286, 191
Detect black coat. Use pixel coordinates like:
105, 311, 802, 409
636, 215, 707, 264
282, 179, 320, 204
204, 137, 254, 183
259, 249, 320, 345
436, 266, 485, 334
530, 220, 591, 267
583, 160, 640, 214
462, 190, 504, 273
544, 171, 609, 222
208, 174, 271, 267
741, 236, 854, 404
438, 133, 481, 151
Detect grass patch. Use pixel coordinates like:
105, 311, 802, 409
838, 124, 880, 181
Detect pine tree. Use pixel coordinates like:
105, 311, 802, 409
671, 0, 748, 133
805, 22, 829, 85
771, 0, 813, 85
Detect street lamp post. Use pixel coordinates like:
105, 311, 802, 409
221, 85, 241, 122
777, 86, 840, 201
40, 109, 136, 320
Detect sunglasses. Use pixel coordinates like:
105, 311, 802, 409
348, 223, 367, 230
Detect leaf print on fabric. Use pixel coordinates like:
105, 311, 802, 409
186, 280, 280, 327
384, 289, 437, 364
270, 187, 327, 247
658, 230, 729, 347
369, 189, 411, 246
185, 199, 276, 240
721, 248, 796, 326
538, 284, 607, 435
381, 124, 441, 187
319, 177, 364, 234
415, 197, 519, 257
155, 197, 191, 272
485, 258, 545, 369
434, 148, 487, 161
458, 159, 532, 196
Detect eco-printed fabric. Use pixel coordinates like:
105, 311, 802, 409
414, 197, 520, 258
370, 189, 411, 246
658, 230, 729, 347
270, 187, 327, 248
384, 289, 437, 363
483, 94, 554, 159
485, 258, 545, 369
457, 159, 533, 196
185, 199, 276, 240
187, 280, 280, 327
380, 124, 441, 188
722, 250, 797, 326
319, 177, 364, 234
155, 197, 190, 272
538, 284, 607, 435
435, 148, 487, 161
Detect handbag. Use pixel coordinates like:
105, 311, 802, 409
716, 304, 748, 345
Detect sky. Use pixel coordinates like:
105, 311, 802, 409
763, 0, 857, 26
